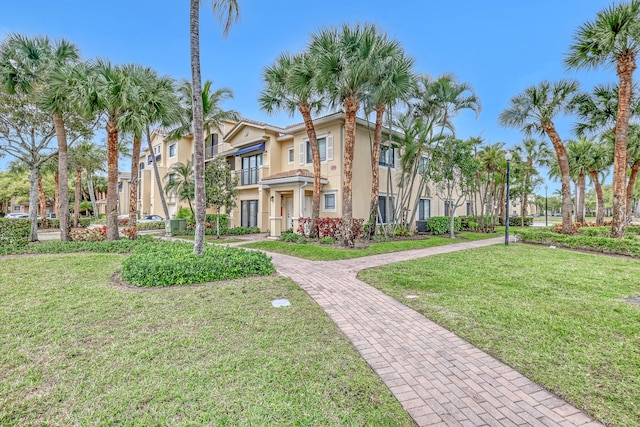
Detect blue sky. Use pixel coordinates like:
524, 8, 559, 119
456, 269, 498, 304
1, 0, 618, 193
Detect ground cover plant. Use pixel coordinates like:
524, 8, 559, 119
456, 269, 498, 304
358, 244, 640, 426
243, 232, 498, 261
0, 254, 413, 426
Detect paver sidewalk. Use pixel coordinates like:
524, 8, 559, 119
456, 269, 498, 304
268, 237, 603, 427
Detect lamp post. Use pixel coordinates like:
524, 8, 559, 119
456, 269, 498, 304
505, 152, 512, 246
545, 184, 548, 227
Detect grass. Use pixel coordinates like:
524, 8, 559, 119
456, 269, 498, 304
0, 254, 413, 426
358, 244, 640, 427
172, 234, 245, 244
242, 232, 498, 261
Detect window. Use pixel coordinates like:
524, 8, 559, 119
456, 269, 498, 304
300, 136, 333, 165
168, 173, 175, 184
153, 145, 160, 154
466, 201, 474, 216
323, 192, 336, 212
288, 147, 294, 164
379, 144, 396, 168
169, 144, 176, 158
418, 156, 428, 174
377, 195, 395, 224
418, 198, 431, 221
14, 205, 20, 211
241, 200, 258, 228
444, 200, 453, 217
139, 162, 144, 178
147, 155, 152, 165
118, 182, 123, 193
241, 154, 262, 185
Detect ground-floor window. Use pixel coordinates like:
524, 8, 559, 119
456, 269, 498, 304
378, 195, 395, 224
241, 200, 258, 228
466, 201, 474, 216
418, 198, 431, 221
444, 200, 453, 217
322, 192, 336, 212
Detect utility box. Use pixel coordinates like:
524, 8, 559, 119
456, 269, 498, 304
165, 219, 187, 236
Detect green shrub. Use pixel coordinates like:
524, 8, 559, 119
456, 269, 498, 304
226, 226, 260, 235
499, 216, 533, 227
205, 214, 228, 231
0, 235, 159, 256
426, 216, 461, 235
79, 218, 91, 228
319, 236, 334, 244
121, 241, 275, 287
516, 228, 640, 257
176, 207, 193, 221
136, 221, 165, 231
279, 231, 307, 243
0, 218, 30, 252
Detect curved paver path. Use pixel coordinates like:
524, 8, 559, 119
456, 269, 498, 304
265, 237, 603, 427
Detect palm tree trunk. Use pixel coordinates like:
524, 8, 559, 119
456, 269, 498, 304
368, 103, 385, 239
129, 134, 141, 234
28, 167, 39, 242
341, 95, 358, 247
74, 167, 82, 228
576, 173, 586, 223
38, 174, 47, 228
54, 171, 59, 218
298, 103, 321, 238
543, 123, 573, 234
624, 161, 640, 225
147, 125, 170, 219
106, 117, 120, 240
590, 170, 604, 226
53, 113, 71, 241
190, 0, 206, 255
612, 56, 636, 237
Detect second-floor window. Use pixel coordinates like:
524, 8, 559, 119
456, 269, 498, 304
169, 144, 176, 158
139, 162, 144, 178
288, 147, 294, 164
241, 153, 262, 185
300, 136, 333, 165
147, 155, 153, 165
379, 144, 397, 168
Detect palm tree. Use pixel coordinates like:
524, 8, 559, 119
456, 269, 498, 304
366, 41, 415, 237
259, 52, 324, 237
165, 161, 195, 216
500, 80, 579, 234
566, 138, 596, 223
0, 34, 82, 241
565, 0, 640, 237
119, 66, 180, 232
311, 23, 388, 247
513, 138, 552, 222
189, 0, 239, 255
585, 138, 612, 225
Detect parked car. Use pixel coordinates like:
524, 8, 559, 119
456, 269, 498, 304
139, 215, 164, 223
5, 213, 29, 219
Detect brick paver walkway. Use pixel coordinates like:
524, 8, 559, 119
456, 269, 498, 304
266, 237, 603, 427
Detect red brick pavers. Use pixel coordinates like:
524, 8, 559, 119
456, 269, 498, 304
268, 237, 603, 427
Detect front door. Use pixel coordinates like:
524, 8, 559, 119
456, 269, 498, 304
285, 197, 294, 231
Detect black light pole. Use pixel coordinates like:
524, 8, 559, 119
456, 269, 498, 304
505, 152, 512, 246
545, 184, 548, 227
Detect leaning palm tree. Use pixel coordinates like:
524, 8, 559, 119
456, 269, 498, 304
500, 80, 579, 234
165, 161, 195, 216
259, 52, 325, 237
565, 0, 640, 237
189, 0, 239, 255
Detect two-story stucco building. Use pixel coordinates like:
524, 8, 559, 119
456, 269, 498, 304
136, 112, 475, 237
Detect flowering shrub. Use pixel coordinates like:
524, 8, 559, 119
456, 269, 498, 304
296, 217, 364, 239
70, 226, 106, 241
121, 226, 137, 240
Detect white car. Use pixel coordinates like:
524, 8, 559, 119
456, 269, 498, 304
139, 215, 164, 223
5, 213, 29, 219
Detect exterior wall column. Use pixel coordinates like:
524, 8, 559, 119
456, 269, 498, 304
269, 191, 283, 237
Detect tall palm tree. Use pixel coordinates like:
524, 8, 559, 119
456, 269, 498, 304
259, 52, 324, 237
0, 34, 82, 241
119, 66, 180, 231
565, 0, 640, 237
189, 0, 239, 255
311, 23, 386, 247
74, 60, 141, 240
513, 138, 552, 221
500, 80, 579, 234
566, 138, 596, 223
165, 161, 195, 216
366, 41, 415, 237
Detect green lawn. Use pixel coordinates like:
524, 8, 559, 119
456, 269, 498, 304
0, 254, 412, 426
171, 234, 245, 244
242, 232, 498, 261
358, 245, 640, 427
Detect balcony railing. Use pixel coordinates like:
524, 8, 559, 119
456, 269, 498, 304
240, 167, 259, 186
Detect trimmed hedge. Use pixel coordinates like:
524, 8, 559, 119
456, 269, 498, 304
121, 241, 274, 287
499, 216, 533, 227
516, 228, 640, 257
426, 216, 462, 235
136, 221, 165, 231
0, 219, 30, 251
0, 235, 159, 256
